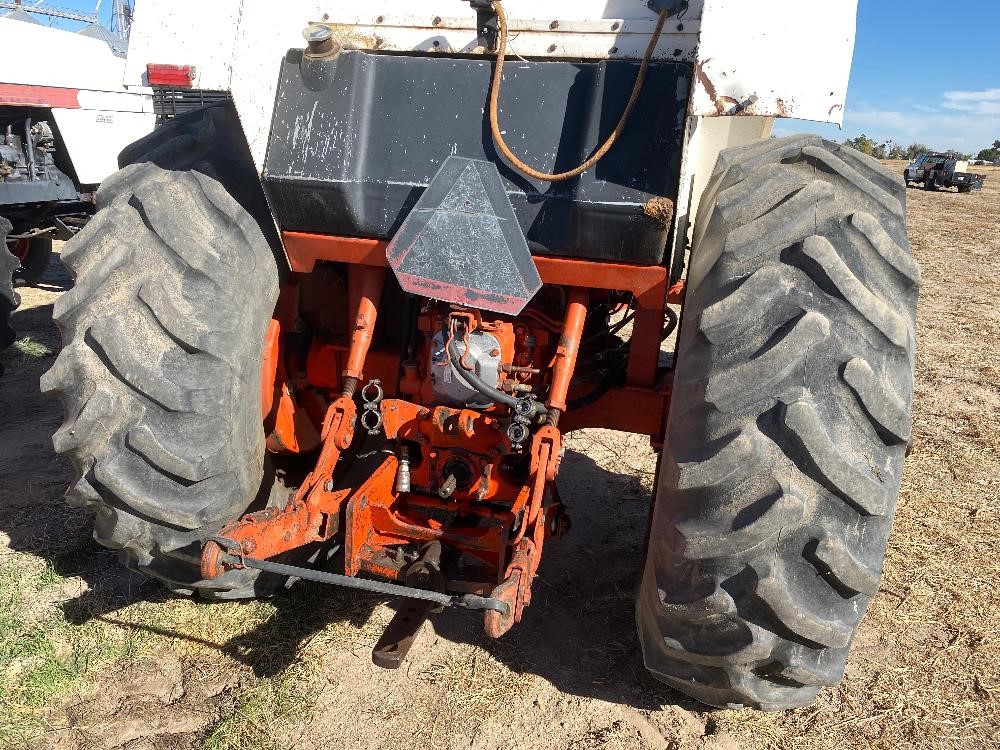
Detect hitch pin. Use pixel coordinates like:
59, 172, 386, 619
395, 445, 411, 493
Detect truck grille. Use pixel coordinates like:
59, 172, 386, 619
152, 87, 231, 124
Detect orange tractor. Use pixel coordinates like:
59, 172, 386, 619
42, 0, 918, 709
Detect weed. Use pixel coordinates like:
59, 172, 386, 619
13, 337, 53, 360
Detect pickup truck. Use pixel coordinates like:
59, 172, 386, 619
904, 153, 986, 193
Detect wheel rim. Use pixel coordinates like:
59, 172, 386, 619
6, 238, 29, 262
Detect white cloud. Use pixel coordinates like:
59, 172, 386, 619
942, 88, 1000, 115
843, 107, 999, 152
775, 103, 999, 154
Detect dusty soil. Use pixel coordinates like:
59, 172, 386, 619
1, 164, 998, 750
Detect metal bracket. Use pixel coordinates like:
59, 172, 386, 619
466, 0, 498, 50
646, 0, 688, 15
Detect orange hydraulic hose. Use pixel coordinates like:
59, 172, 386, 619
488, 1, 670, 182
547, 287, 589, 416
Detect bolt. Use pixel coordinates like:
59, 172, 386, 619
490, 348, 500, 357
324, 479, 335, 491
611, 21, 620, 31
547, 44, 557, 53
549, 20, 559, 30
304, 24, 332, 43
438, 474, 458, 499
433, 15, 442, 26
375, 15, 384, 23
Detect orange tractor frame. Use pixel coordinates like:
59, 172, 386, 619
201, 231, 682, 643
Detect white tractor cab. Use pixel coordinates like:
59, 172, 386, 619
42, 0, 921, 712
122, 0, 859, 275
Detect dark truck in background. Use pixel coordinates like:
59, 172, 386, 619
904, 153, 986, 193
1, 115, 89, 366
1, 117, 90, 284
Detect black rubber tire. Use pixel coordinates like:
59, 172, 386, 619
1, 218, 20, 369
13, 237, 54, 285
636, 135, 919, 710
41, 104, 283, 598
958, 185, 972, 194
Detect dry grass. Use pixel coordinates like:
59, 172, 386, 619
414, 645, 530, 743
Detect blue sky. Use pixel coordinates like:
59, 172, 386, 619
774, 0, 1000, 154
31, 0, 1000, 154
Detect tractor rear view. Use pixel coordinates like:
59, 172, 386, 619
43, 0, 919, 710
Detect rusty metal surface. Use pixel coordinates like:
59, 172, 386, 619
372, 599, 436, 669
371, 542, 445, 668
642, 197, 675, 229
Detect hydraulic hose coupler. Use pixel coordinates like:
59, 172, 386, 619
507, 421, 530, 446
395, 445, 411, 494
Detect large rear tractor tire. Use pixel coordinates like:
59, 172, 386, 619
637, 135, 919, 709
41, 104, 284, 598
1, 218, 20, 372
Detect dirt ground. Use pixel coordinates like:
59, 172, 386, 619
1, 162, 998, 750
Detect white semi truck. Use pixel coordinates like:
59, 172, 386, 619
0, 14, 154, 357
43, 0, 920, 712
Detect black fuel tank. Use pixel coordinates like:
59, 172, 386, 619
263, 49, 691, 266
